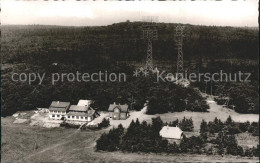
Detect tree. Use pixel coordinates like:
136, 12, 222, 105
179, 117, 194, 132
225, 115, 233, 125
98, 118, 110, 128
151, 116, 163, 136
200, 119, 208, 134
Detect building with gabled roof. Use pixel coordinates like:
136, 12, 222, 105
48, 100, 99, 124
66, 109, 98, 123
49, 101, 71, 120
108, 103, 129, 120
159, 126, 183, 140
65, 101, 99, 124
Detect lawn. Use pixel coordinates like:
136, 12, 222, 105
1, 115, 259, 163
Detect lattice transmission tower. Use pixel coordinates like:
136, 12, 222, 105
142, 16, 158, 70
175, 25, 185, 76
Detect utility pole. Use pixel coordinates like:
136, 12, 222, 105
142, 16, 158, 71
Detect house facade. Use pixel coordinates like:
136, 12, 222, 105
65, 105, 98, 124
49, 100, 99, 124
108, 103, 129, 120
49, 101, 71, 120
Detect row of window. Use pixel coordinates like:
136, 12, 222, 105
67, 115, 87, 120
52, 114, 62, 118
50, 110, 65, 114
51, 114, 91, 121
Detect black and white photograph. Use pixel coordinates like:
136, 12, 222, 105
1, 0, 259, 162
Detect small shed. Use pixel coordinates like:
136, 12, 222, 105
159, 126, 183, 139
108, 103, 129, 120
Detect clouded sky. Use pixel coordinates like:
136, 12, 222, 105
1, 0, 258, 27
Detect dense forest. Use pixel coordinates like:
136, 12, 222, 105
1, 22, 258, 116
2, 22, 258, 64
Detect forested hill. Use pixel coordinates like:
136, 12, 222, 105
2, 22, 258, 65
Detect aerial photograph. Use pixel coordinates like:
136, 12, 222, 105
1, 0, 259, 162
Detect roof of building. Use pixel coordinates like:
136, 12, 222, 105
108, 104, 129, 113
77, 100, 93, 106
49, 101, 70, 111
159, 126, 183, 139
67, 110, 96, 117
69, 105, 88, 112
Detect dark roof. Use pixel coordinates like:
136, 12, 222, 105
49, 101, 70, 111
49, 107, 67, 112
108, 104, 129, 113
67, 110, 96, 117
69, 105, 88, 112
50, 101, 70, 108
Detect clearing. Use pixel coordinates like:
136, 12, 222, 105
1, 94, 258, 162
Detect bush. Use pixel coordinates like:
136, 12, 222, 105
248, 122, 259, 136
98, 118, 110, 128
238, 121, 250, 132
227, 125, 241, 135
179, 117, 194, 132
96, 124, 124, 151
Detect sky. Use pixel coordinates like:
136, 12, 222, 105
1, 0, 258, 27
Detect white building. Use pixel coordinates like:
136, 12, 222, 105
49, 100, 99, 124
65, 105, 96, 122
159, 126, 183, 139
49, 101, 71, 120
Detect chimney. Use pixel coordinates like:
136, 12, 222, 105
113, 102, 116, 105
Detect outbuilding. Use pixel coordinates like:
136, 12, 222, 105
108, 103, 129, 120
159, 126, 183, 139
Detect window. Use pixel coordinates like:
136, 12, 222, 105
57, 115, 60, 117
114, 108, 120, 113
72, 116, 75, 119
68, 116, 70, 118
76, 116, 79, 119
81, 117, 83, 119
52, 115, 55, 117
